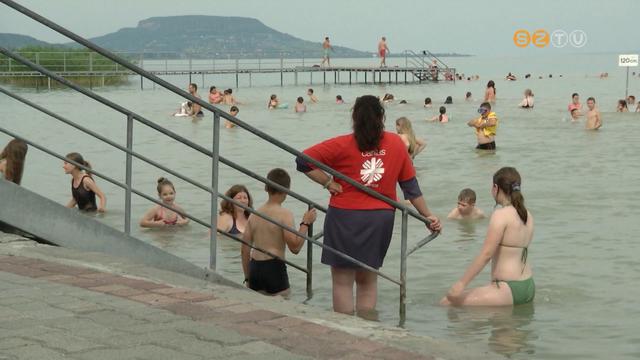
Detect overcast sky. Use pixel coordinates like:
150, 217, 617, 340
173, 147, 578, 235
1, 0, 638, 55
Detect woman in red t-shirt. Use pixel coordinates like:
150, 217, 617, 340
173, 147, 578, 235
296, 95, 442, 315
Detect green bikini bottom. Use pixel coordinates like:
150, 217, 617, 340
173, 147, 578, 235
496, 277, 535, 305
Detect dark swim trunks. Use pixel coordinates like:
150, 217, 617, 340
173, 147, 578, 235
476, 141, 496, 150
248, 258, 290, 294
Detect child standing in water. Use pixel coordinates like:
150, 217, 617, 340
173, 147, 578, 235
429, 106, 449, 123
468, 102, 498, 150
447, 188, 485, 220
294, 97, 307, 113
585, 97, 602, 130
0, 139, 28, 185
140, 177, 189, 228
442, 167, 534, 306
268, 94, 280, 109
63, 152, 106, 212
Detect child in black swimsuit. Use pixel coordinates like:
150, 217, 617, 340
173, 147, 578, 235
63, 152, 106, 212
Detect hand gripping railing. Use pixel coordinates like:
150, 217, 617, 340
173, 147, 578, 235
1, 0, 439, 323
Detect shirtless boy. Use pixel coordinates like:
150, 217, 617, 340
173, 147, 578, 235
585, 97, 602, 130
448, 188, 485, 220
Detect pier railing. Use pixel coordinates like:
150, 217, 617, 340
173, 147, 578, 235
1, 0, 439, 324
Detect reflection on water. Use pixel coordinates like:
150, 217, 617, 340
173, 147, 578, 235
446, 304, 536, 358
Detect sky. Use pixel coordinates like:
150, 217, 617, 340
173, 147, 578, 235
1, 0, 639, 56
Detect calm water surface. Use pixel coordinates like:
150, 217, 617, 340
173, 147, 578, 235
1, 54, 639, 359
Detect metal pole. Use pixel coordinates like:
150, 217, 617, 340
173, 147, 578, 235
625, 67, 630, 98
124, 114, 133, 235
399, 210, 408, 326
323, 71, 326, 85
210, 112, 221, 270
349, 71, 352, 85
280, 55, 284, 87
236, 58, 240, 88
306, 205, 314, 299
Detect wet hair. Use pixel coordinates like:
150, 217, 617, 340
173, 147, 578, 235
226, 88, 233, 94
444, 96, 453, 104
466, 77, 471, 81
352, 95, 385, 152
493, 167, 527, 223
265, 168, 291, 194
618, 99, 628, 109
399, 100, 407, 104
308, 88, 314, 94
230, 105, 239, 113
438, 106, 447, 121
458, 188, 476, 204
209, 86, 216, 93
424, 97, 432, 105
297, 97, 304, 103
65, 152, 92, 178
465, 91, 472, 99
219, 184, 253, 218
572, 93, 579, 99
156, 177, 175, 196
382, 93, 394, 101
395, 117, 417, 155
524, 89, 534, 97
0, 139, 28, 185
629, 95, 636, 101
189, 83, 198, 91
325, 37, 329, 40
336, 95, 343, 100
487, 80, 496, 91
480, 102, 492, 110
270, 94, 277, 100
587, 97, 595, 103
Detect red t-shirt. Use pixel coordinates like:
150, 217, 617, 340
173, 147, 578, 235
302, 132, 416, 210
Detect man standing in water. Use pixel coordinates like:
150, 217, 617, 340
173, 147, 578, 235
378, 37, 389, 67
320, 37, 333, 67
468, 102, 498, 150
585, 97, 602, 130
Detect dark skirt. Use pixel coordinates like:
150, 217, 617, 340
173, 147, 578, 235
321, 206, 395, 269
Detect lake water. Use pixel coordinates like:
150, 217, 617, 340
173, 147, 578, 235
1, 53, 639, 359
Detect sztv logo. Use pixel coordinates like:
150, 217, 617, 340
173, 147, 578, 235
513, 29, 587, 48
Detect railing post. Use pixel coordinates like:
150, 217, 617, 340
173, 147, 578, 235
399, 210, 408, 326
405, 51, 408, 67
306, 205, 314, 299
124, 114, 134, 235
235, 58, 239, 88
280, 53, 284, 87
210, 112, 221, 270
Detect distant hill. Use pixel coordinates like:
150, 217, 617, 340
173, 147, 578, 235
0, 33, 52, 49
1, 16, 471, 59
83, 16, 371, 59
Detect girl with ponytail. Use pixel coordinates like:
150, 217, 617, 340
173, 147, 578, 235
441, 167, 535, 306
63, 152, 107, 212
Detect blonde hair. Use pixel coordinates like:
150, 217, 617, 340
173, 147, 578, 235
395, 117, 418, 156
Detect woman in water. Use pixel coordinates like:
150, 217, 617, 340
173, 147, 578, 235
518, 89, 534, 109
0, 138, 28, 185
441, 167, 534, 306
63, 152, 107, 212
396, 117, 426, 159
217, 184, 253, 236
484, 80, 496, 104
616, 99, 629, 112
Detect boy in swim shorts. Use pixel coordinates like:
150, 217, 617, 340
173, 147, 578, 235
241, 168, 317, 296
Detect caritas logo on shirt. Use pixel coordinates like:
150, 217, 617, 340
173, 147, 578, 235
360, 157, 385, 186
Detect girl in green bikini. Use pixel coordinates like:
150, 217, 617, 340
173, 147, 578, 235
441, 167, 534, 306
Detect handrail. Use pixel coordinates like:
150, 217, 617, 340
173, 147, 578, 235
2, 0, 441, 323
0, 0, 436, 230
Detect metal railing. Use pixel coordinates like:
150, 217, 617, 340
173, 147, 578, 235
403, 50, 457, 83
1, 0, 440, 323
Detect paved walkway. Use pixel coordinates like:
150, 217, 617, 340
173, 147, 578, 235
0, 234, 493, 360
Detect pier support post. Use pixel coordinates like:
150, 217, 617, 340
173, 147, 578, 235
349, 71, 352, 85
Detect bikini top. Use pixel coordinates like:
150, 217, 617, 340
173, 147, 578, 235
228, 217, 241, 235
155, 206, 178, 225
500, 243, 529, 273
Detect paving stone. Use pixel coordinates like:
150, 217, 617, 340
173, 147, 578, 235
43, 317, 130, 339
161, 302, 222, 321
9, 302, 75, 320
81, 310, 148, 328
2, 344, 70, 360
0, 337, 39, 350
226, 340, 287, 355
23, 332, 104, 353
100, 329, 193, 347
171, 320, 254, 345
75, 344, 203, 360
127, 293, 185, 306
